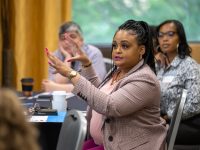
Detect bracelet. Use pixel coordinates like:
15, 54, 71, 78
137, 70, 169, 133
82, 62, 92, 68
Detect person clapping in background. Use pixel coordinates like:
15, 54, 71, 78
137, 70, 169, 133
42, 21, 106, 92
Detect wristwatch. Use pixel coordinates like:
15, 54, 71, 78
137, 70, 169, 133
68, 70, 77, 80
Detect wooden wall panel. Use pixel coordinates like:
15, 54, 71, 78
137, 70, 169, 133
190, 43, 200, 63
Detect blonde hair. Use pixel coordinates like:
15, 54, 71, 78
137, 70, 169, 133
0, 88, 40, 150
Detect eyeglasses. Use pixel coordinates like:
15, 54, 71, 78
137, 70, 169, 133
158, 31, 177, 38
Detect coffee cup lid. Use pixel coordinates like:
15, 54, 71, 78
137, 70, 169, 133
21, 78, 34, 83
52, 91, 67, 95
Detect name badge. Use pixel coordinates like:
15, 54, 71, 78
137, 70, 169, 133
162, 76, 174, 83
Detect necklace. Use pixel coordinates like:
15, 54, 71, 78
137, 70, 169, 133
111, 70, 125, 85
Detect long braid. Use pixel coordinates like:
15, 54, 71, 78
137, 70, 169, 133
138, 21, 156, 73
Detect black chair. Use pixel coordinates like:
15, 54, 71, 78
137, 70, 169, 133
166, 89, 187, 150
56, 109, 87, 150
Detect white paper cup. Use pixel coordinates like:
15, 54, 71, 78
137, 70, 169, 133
52, 91, 67, 112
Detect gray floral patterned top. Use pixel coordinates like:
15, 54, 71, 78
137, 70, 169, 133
156, 56, 200, 120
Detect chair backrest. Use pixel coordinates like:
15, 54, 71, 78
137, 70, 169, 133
103, 57, 113, 73
56, 109, 87, 150
166, 89, 188, 150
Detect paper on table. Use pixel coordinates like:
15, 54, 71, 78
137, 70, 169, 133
30, 116, 48, 122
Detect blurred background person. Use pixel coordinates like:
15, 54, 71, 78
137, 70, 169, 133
156, 19, 200, 145
45, 19, 167, 150
42, 21, 106, 92
150, 25, 159, 55
150, 25, 167, 67
0, 88, 40, 150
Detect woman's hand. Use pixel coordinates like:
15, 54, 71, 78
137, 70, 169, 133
162, 115, 170, 123
59, 34, 75, 57
59, 41, 72, 58
64, 33, 92, 66
155, 52, 170, 67
45, 48, 71, 77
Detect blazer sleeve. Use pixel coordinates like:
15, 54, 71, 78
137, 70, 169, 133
79, 65, 102, 87
72, 70, 160, 117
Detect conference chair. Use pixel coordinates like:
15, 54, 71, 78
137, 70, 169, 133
103, 57, 113, 73
56, 109, 87, 150
166, 89, 187, 150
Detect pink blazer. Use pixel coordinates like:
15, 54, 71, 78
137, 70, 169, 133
73, 60, 167, 150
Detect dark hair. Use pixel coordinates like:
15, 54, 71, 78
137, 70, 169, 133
116, 19, 155, 72
99, 19, 155, 88
156, 20, 191, 58
149, 25, 159, 50
58, 21, 83, 37
149, 25, 157, 39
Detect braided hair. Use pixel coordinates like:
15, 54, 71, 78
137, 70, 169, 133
99, 19, 155, 88
117, 20, 155, 72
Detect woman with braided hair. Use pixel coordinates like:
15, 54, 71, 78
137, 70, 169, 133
45, 19, 167, 150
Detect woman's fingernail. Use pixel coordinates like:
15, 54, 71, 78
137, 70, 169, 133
45, 48, 49, 54
48, 61, 52, 65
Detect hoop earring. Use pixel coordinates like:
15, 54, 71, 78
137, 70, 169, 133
176, 43, 179, 52
156, 46, 162, 52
